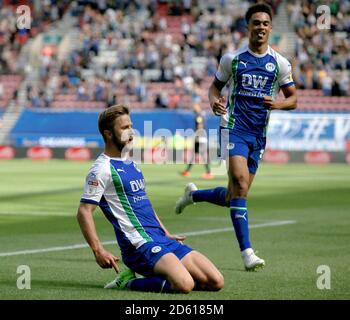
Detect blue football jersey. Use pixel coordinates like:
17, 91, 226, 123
81, 153, 167, 253
216, 44, 295, 136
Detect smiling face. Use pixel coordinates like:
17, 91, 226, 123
247, 12, 272, 47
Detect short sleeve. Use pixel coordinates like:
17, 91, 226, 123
278, 56, 295, 88
80, 166, 109, 205
215, 53, 234, 84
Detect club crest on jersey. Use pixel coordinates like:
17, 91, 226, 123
227, 143, 235, 150
151, 246, 162, 253
265, 62, 276, 72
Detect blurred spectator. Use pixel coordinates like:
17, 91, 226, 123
339, 70, 349, 96
193, 80, 203, 109
169, 91, 182, 109
206, 56, 218, 76
30, 88, 44, 108
155, 93, 169, 109
321, 72, 333, 96
94, 78, 106, 101
77, 79, 89, 101
134, 79, 147, 102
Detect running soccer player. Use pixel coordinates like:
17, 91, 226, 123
181, 115, 214, 180
175, 3, 297, 271
77, 105, 224, 293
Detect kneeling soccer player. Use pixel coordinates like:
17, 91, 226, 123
76, 105, 224, 293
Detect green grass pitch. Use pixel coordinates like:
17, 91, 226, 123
0, 159, 349, 300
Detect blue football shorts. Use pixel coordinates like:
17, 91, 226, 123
122, 238, 193, 277
218, 127, 266, 174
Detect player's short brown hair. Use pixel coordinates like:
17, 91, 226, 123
245, 2, 273, 24
98, 104, 129, 141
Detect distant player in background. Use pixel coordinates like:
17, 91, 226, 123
176, 3, 297, 270
181, 115, 214, 180
77, 105, 224, 293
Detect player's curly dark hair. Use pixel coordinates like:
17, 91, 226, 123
245, 2, 273, 24
98, 104, 129, 141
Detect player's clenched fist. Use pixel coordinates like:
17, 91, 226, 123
211, 96, 227, 116
263, 96, 280, 110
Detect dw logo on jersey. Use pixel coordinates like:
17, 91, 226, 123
242, 74, 268, 89
265, 62, 276, 72
130, 179, 145, 192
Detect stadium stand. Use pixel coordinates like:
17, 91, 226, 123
0, 1, 73, 110
21, 1, 282, 110
287, 0, 350, 95
20, 0, 347, 113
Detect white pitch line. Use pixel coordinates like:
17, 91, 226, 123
0, 220, 296, 257
184, 220, 296, 236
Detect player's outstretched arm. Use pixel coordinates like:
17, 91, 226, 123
77, 203, 120, 272
263, 85, 298, 111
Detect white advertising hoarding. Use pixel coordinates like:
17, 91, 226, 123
267, 113, 350, 151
